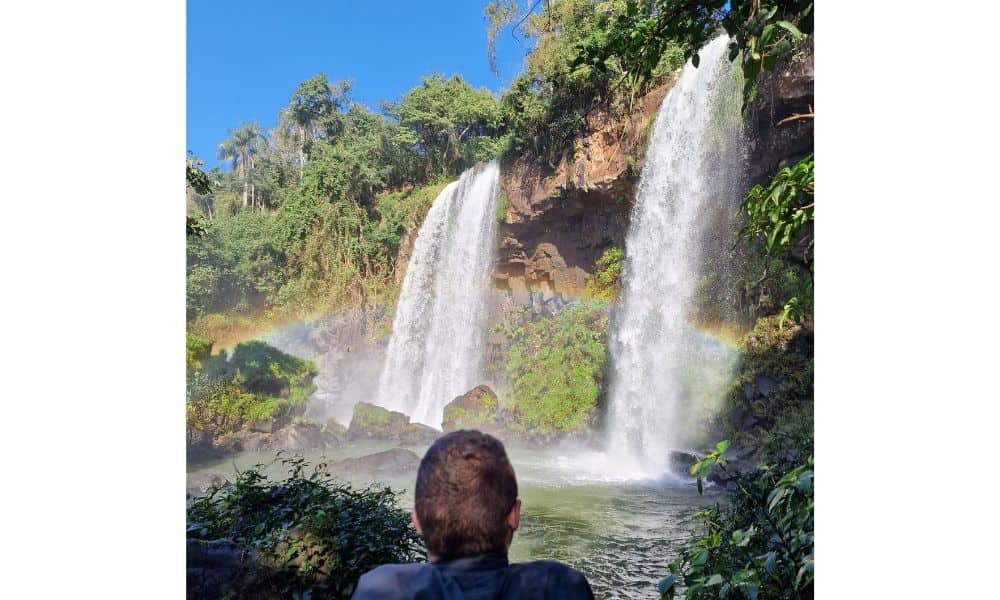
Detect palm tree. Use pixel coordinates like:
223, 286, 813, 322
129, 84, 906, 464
217, 122, 267, 208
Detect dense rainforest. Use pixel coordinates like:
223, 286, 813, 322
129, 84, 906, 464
187, 1, 814, 598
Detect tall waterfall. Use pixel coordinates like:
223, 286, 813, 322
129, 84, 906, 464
606, 36, 744, 476
374, 161, 500, 428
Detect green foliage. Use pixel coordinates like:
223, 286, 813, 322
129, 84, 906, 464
187, 153, 214, 235
186, 209, 284, 320
376, 181, 452, 253
384, 74, 504, 178
661, 444, 814, 599
187, 455, 424, 598
186, 154, 213, 195
187, 341, 317, 438
582, 246, 624, 302
491, 0, 625, 164
724, 315, 812, 455
485, 0, 518, 76
574, 1, 814, 112
285, 73, 352, 161
186, 333, 213, 371
738, 155, 814, 327
208, 340, 318, 395
351, 402, 394, 429
496, 302, 610, 435
443, 387, 499, 431
739, 155, 813, 262
186, 68, 502, 324
495, 193, 509, 224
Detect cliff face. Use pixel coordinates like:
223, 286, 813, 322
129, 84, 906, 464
746, 45, 815, 187
745, 44, 815, 267
493, 78, 676, 309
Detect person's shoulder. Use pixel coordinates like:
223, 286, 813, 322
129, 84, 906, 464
509, 560, 594, 598
516, 559, 588, 578
352, 563, 440, 599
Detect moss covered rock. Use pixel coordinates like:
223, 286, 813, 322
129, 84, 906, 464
442, 385, 502, 434
399, 423, 441, 445
346, 402, 410, 440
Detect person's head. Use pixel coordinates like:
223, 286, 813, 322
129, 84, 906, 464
412, 430, 521, 561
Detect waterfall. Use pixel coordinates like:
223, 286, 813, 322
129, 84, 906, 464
606, 36, 744, 476
374, 161, 500, 428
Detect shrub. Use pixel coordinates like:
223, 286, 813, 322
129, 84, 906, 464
187, 455, 425, 598
661, 442, 814, 599
187, 341, 318, 439
186, 333, 213, 371
582, 246, 624, 303
219, 340, 318, 396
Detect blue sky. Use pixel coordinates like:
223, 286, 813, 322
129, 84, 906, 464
188, 0, 533, 170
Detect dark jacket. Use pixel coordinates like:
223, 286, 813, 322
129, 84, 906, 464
351, 553, 594, 600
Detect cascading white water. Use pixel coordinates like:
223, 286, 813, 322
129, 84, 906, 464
374, 161, 500, 428
605, 36, 743, 477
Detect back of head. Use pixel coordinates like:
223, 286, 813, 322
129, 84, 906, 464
415, 430, 518, 560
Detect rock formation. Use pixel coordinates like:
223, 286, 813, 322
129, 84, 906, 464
493, 78, 677, 309
346, 402, 440, 445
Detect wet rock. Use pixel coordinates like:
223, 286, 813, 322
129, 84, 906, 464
399, 422, 441, 446
746, 42, 814, 188
324, 418, 348, 437
347, 402, 410, 440
247, 419, 275, 434
442, 385, 501, 434
731, 405, 759, 431
186, 473, 229, 498
237, 430, 269, 452
266, 422, 340, 451
329, 448, 421, 476
668, 451, 698, 475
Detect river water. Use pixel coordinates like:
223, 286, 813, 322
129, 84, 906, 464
188, 441, 720, 599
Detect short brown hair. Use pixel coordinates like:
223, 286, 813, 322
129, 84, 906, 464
414, 430, 518, 559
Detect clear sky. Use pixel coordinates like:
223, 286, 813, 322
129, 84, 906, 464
187, 0, 533, 170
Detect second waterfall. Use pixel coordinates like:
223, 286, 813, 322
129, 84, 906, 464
374, 161, 500, 428
605, 36, 744, 476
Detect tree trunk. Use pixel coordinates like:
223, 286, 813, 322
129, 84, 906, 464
299, 124, 307, 179
241, 152, 248, 208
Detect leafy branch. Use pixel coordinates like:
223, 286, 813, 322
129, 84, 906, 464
661, 441, 814, 599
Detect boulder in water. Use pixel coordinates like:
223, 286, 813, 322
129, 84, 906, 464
347, 402, 410, 440
399, 422, 441, 445
324, 418, 348, 437
266, 422, 340, 451
668, 451, 698, 474
442, 385, 500, 433
330, 448, 421, 476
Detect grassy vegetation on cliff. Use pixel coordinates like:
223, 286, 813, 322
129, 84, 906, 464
493, 302, 610, 436
582, 246, 624, 303
487, 0, 685, 165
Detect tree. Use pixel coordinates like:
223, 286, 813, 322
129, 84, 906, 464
217, 122, 267, 209
186, 153, 213, 235
384, 74, 503, 178
573, 0, 814, 112
285, 74, 352, 171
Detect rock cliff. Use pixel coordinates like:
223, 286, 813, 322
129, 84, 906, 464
493, 78, 676, 308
